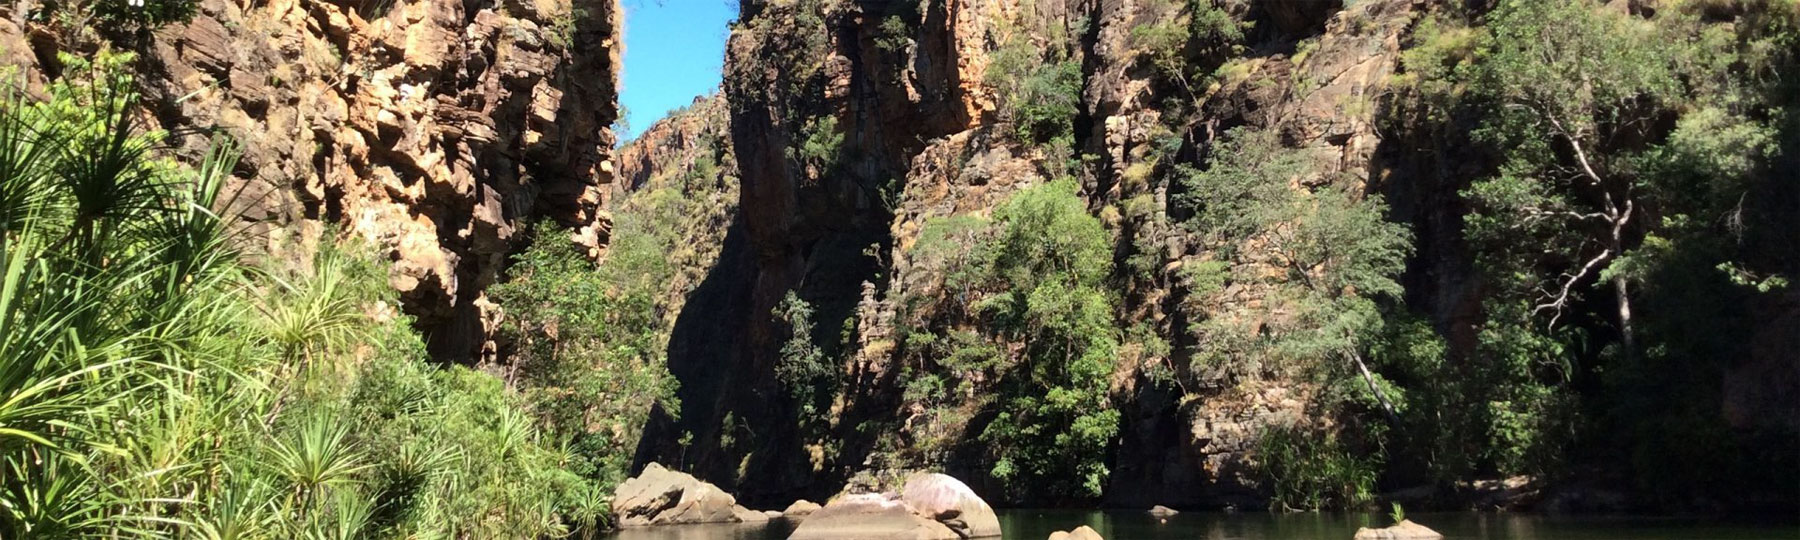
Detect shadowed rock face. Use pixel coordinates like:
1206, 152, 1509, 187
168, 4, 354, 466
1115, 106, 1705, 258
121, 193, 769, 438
0, 0, 623, 362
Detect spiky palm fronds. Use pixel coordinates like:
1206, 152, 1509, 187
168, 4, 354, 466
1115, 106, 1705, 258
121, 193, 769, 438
257, 251, 365, 367
266, 414, 369, 505
190, 476, 276, 540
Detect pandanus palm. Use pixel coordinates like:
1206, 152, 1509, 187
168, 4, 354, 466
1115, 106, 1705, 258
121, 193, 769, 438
266, 414, 370, 519
0, 57, 249, 536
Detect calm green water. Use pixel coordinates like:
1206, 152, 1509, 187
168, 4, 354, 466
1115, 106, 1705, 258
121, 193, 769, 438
604, 511, 1800, 540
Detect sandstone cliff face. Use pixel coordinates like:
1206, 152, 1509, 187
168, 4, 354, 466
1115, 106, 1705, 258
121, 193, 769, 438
2, 0, 621, 360
631, 0, 1796, 510
637, 0, 1431, 506
616, 94, 731, 194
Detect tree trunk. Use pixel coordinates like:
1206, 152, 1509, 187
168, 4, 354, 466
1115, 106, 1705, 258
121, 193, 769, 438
1613, 275, 1636, 364
1350, 350, 1402, 426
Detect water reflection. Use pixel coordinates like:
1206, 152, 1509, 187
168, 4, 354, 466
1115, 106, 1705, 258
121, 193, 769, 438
604, 519, 796, 540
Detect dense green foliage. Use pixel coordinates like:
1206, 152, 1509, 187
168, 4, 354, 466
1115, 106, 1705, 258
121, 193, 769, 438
1130, 0, 1247, 95
0, 53, 592, 537
1380, 0, 1800, 502
489, 209, 686, 511
898, 180, 1121, 501
988, 23, 1084, 146
1170, 127, 1413, 508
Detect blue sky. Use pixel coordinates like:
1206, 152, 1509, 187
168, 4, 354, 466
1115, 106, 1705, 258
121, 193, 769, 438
618, 1, 736, 142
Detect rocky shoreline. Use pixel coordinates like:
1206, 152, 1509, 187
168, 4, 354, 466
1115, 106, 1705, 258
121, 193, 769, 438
609, 463, 1459, 540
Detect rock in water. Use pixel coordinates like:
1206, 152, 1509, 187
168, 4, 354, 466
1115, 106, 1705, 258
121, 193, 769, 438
787, 493, 960, 540
783, 499, 823, 518
1047, 525, 1104, 540
612, 462, 749, 527
763, 510, 785, 519
733, 505, 772, 522
1353, 520, 1444, 540
899, 473, 1002, 539
1148, 505, 1179, 517
788, 473, 1003, 540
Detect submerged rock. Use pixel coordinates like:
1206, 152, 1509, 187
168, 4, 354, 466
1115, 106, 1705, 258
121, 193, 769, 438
612, 462, 752, 527
788, 473, 1002, 539
1353, 520, 1444, 540
1047, 525, 1104, 540
1148, 505, 1179, 517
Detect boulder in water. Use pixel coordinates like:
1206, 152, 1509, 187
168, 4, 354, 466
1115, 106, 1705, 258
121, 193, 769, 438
788, 473, 1002, 540
1047, 525, 1104, 540
733, 504, 771, 523
612, 462, 750, 527
787, 493, 960, 540
898, 473, 1002, 539
1148, 505, 1179, 517
784, 499, 823, 517
1353, 520, 1444, 540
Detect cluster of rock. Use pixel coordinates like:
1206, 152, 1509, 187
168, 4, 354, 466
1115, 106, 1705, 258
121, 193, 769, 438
611, 465, 1000, 539
610, 463, 772, 527
612, 464, 1434, 540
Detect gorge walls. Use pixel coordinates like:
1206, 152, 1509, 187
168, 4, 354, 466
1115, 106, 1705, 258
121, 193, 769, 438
0, 0, 622, 361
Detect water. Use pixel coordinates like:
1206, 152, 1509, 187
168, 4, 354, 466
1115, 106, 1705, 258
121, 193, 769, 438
604, 511, 1800, 540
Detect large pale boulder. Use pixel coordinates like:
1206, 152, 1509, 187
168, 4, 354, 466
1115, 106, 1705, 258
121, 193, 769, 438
788, 473, 1002, 540
783, 499, 823, 517
1353, 520, 1444, 540
787, 493, 960, 540
1148, 505, 1179, 517
899, 473, 1002, 539
1048, 525, 1104, 540
611, 462, 748, 527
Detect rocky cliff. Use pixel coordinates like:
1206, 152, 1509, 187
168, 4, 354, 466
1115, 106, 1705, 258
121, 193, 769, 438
630, 0, 1799, 511
622, 0, 1431, 506
0, 0, 621, 360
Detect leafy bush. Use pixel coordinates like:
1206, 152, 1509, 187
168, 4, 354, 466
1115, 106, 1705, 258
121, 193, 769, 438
988, 30, 1084, 145
1130, 0, 1247, 93
776, 291, 838, 413
901, 180, 1122, 501
787, 114, 845, 178
92, 0, 200, 30
1257, 423, 1378, 511
489, 220, 681, 502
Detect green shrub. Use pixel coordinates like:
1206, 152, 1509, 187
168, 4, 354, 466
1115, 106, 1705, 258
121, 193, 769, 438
787, 114, 844, 177
1257, 423, 1378, 511
1130, 0, 1246, 93
903, 180, 1122, 501
490, 221, 681, 501
988, 31, 1084, 145
92, 0, 200, 30
776, 291, 838, 414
